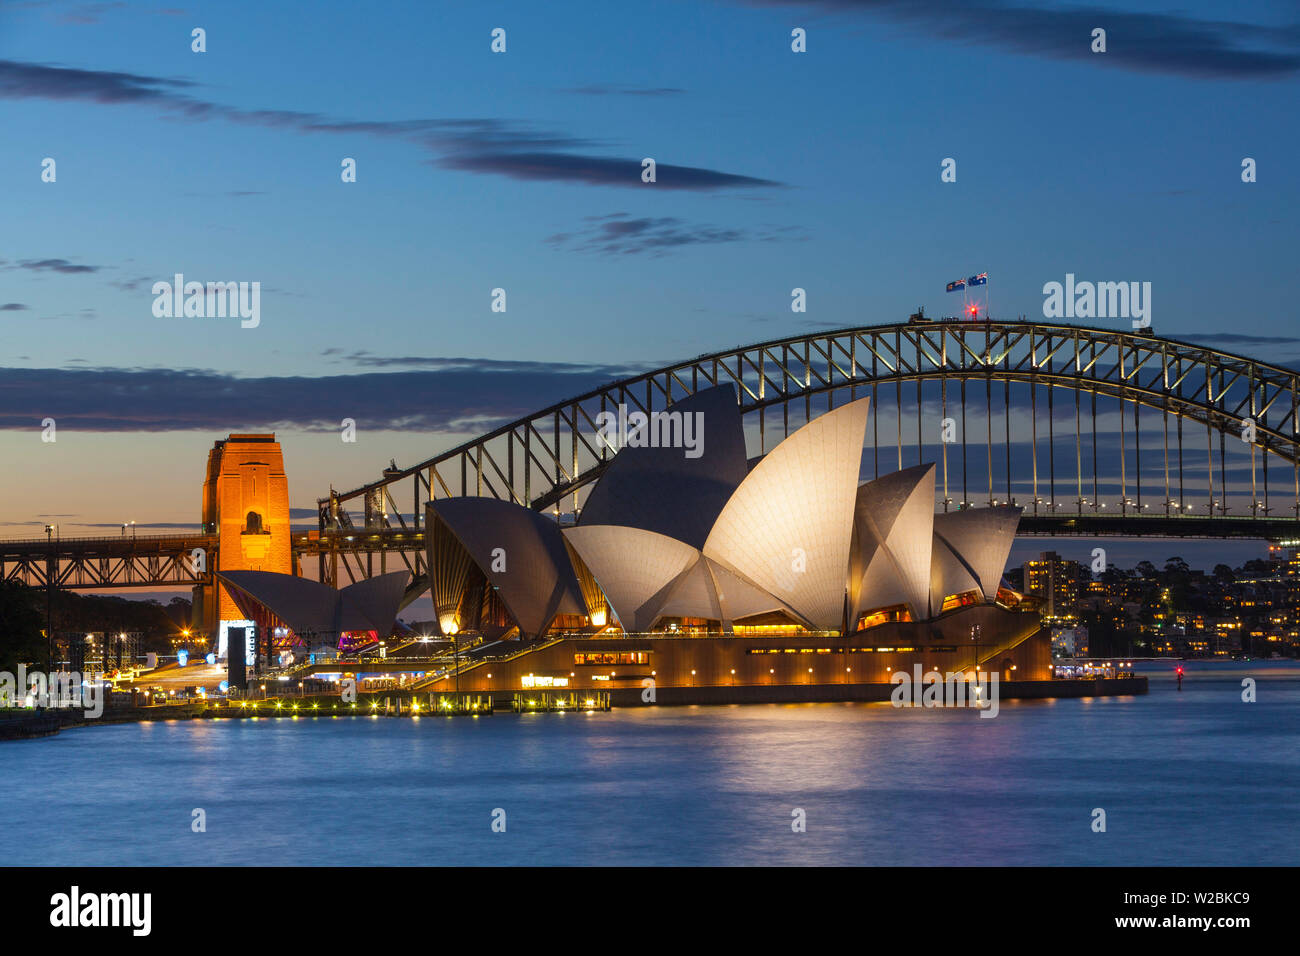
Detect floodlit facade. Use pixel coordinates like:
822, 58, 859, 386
199, 433, 292, 637
851, 462, 936, 626
427, 496, 589, 638
932, 506, 1022, 604
579, 384, 749, 549
562, 525, 793, 633
702, 397, 871, 630
424, 386, 1027, 642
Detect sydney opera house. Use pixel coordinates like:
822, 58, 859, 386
215, 569, 411, 663
420, 385, 1049, 703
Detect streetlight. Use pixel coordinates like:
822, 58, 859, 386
43, 523, 57, 673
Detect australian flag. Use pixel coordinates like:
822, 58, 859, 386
968, 272, 988, 286
946, 278, 966, 293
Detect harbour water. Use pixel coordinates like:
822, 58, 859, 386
3, 661, 1296, 866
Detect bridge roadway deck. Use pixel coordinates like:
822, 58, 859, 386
4, 513, 1300, 590
1016, 514, 1300, 538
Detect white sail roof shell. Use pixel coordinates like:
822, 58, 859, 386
579, 384, 749, 550
562, 525, 701, 632
653, 556, 723, 622
703, 397, 870, 630
564, 525, 794, 631
928, 532, 983, 610
218, 569, 410, 636
707, 559, 792, 622
428, 497, 586, 637
931, 506, 1022, 601
851, 463, 935, 621
655, 555, 793, 625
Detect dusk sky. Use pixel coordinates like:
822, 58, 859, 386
2, 0, 1298, 587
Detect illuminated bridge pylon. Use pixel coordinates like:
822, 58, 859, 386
321, 319, 1300, 595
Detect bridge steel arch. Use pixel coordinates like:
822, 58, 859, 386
318, 320, 1300, 593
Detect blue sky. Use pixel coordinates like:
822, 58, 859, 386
1, 0, 1298, 575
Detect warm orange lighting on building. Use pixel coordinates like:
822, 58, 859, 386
200, 434, 291, 635
732, 623, 806, 636
856, 604, 913, 630
939, 589, 983, 613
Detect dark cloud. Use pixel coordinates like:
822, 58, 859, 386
178, 190, 266, 200
547, 213, 807, 255
0, 58, 193, 104
36, 307, 96, 321
0, 59, 778, 190
440, 153, 779, 190
0, 359, 652, 432
563, 84, 687, 96
74, 520, 200, 529
330, 351, 655, 374
0, 302, 29, 311
55, 2, 128, 25
739, 0, 1300, 79
1182, 333, 1300, 346
15, 257, 101, 274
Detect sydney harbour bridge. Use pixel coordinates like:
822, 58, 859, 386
5, 318, 1300, 609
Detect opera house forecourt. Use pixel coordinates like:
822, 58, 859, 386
420, 384, 1059, 705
